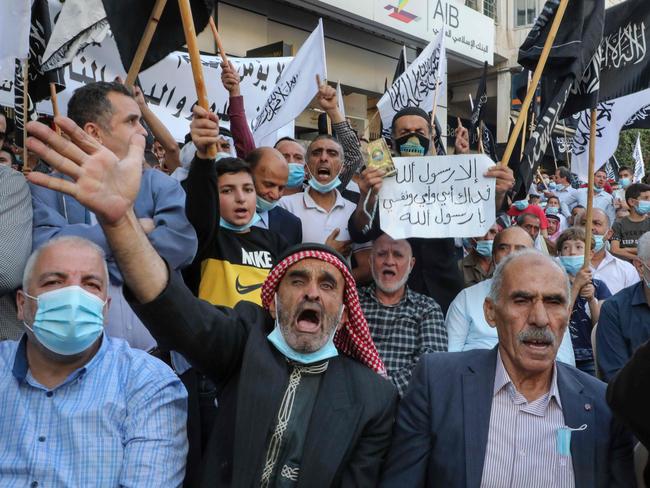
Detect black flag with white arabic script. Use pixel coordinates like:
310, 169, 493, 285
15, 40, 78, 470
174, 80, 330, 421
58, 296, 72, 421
513, 0, 604, 199
101, 0, 215, 72
470, 61, 488, 151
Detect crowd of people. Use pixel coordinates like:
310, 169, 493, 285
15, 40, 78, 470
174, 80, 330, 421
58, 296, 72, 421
1, 62, 650, 487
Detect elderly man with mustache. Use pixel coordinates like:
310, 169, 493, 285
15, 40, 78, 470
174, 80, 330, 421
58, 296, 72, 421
380, 249, 635, 488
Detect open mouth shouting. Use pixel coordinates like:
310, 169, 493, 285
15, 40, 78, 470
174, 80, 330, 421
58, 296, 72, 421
315, 165, 332, 182
294, 304, 322, 334
233, 206, 250, 222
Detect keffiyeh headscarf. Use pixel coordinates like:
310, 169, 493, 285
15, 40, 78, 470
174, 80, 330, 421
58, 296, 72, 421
261, 245, 386, 376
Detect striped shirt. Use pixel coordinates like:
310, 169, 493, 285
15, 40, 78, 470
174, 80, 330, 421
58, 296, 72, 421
480, 352, 575, 488
0, 335, 188, 487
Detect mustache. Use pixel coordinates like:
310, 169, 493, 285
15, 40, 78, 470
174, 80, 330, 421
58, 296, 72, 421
517, 327, 556, 345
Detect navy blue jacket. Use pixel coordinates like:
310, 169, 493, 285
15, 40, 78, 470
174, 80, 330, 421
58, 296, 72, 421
380, 347, 634, 488
267, 206, 302, 247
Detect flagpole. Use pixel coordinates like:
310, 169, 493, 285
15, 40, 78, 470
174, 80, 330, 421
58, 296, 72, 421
478, 121, 484, 154
583, 108, 597, 265
22, 59, 29, 173
49, 82, 61, 135
430, 79, 441, 132
562, 122, 571, 166
500, 0, 569, 168
125, 0, 168, 87
178, 0, 216, 158
208, 17, 229, 64
520, 73, 531, 160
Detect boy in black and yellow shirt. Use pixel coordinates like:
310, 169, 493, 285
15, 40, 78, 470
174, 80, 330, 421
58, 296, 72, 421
184, 107, 287, 307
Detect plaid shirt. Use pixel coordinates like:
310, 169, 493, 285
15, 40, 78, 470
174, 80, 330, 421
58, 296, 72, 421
358, 284, 447, 395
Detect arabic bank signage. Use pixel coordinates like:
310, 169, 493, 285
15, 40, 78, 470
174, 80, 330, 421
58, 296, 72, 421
318, 0, 494, 64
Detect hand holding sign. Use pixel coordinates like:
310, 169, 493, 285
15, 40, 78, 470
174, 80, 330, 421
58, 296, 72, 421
379, 154, 496, 239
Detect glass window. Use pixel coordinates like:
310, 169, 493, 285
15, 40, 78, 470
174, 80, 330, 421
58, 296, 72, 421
483, 0, 496, 20
515, 0, 537, 27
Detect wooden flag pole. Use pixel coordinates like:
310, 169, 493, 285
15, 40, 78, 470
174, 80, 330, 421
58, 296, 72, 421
178, 0, 216, 158
22, 59, 29, 173
500, 0, 569, 168
430, 79, 441, 129
208, 17, 228, 64
583, 108, 597, 266
125, 0, 168, 87
562, 122, 571, 165
49, 82, 61, 135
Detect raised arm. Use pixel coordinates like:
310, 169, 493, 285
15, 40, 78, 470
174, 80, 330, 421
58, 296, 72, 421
222, 61, 256, 158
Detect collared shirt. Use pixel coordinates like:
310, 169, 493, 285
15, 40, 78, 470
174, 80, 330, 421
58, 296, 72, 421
279, 188, 359, 245
445, 279, 576, 366
0, 335, 188, 487
597, 282, 650, 381
358, 284, 446, 395
480, 352, 575, 488
575, 188, 616, 225
592, 251, 640, 295
254, 209, 270, 230
458, 251, 493, 288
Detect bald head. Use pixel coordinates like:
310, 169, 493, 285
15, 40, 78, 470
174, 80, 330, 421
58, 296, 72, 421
275, 138, 306, 165
492, 226, 534, 265
246, 147, 289, 203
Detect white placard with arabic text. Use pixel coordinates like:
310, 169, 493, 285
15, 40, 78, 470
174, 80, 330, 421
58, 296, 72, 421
379, 154, 495, 239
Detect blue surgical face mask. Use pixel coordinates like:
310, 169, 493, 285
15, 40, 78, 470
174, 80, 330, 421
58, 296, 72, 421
287, 163, 305, 188
256, 195, 278, 213
546, 206, 559, 216
593, 234, 605, 253
475, 240, 493, 257
513, 200, 529, 211
559, 255, 585, 276
308, 174, 342, 194
23, 286, 105, 356
548, 181, 558, 191
620, 177, 631, 188
636, 200, 650, 215
594, 186, 603, 194
267, 295, 342, 364
219, 213, 261, 232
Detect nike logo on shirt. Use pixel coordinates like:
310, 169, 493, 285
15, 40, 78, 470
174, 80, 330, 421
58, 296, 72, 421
235, 276, 263, 295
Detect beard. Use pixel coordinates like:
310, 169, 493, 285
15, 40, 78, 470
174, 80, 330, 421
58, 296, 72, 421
276, 297, 342, 353
371, 262, 411, 294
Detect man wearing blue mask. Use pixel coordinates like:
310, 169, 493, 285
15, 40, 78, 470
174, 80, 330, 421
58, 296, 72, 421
611, 183, 650, 262
459, 223, 499, 288
275, 137, 307, 196
0, 236, 188, 486
547, 166, 579, 217
575, 169, 616, 225
579, 208, 640, 295
245, 147, 302, 246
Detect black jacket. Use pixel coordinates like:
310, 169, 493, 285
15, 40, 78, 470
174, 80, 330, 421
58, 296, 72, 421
129, 268, 398, 487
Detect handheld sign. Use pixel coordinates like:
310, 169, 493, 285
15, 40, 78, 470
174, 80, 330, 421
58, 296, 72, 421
379, 154, 496, 239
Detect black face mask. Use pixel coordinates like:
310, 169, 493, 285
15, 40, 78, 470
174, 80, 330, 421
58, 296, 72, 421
394, 132, 431, 157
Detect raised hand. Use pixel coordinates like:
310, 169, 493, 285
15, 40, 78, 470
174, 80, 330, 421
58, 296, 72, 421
454, 118, 470, 154
190, 106, 220, 160
25, 117, 145, 226
221, 61, 241, 97
315, 75, 343, 123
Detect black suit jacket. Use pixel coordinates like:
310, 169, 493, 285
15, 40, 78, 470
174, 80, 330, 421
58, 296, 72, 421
268, 206, 302, 247
130, 267, 398, 487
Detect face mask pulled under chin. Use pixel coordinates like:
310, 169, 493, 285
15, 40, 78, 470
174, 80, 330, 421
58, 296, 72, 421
267, 295, 342, 364
395, 132, 431, 157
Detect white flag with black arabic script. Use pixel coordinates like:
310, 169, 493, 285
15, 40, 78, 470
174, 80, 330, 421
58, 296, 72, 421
572, 87, 650, 182
251, 19, 326, 144
0, 0, 31, 82
377, 29, 446, 131
633, 133, 645, 182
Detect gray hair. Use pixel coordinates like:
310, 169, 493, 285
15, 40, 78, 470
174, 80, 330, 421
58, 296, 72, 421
22, 236, 109, 292
638, 232, 650, 263
487, 249, 570, 303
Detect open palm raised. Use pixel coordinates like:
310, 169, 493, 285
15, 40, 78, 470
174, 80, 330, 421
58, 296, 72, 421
26, 117, 145, 226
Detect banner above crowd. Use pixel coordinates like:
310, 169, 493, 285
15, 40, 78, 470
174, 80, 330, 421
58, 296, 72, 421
0, 36, 294, 143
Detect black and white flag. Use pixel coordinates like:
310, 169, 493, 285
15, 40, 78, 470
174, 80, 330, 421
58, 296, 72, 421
470, 61, 488, 139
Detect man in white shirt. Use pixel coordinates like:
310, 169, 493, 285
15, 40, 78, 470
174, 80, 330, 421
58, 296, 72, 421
575, 168, 616, 225
579, 208, 640, 295
546, 166, 578, 217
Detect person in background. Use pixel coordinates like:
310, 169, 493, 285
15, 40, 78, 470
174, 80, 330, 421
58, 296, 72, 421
575, 169, 616, 225
0, 148, 15, 167
544, 214, 561, 255
446, 226, 575, 365
613, 165, 633, 211
381, 249, 634, 487
359, 233, 447, 396
508, 197, 549, 239
0, 236, 188, 486
578, 208, 640, 295
569, 205, 586, 227
597, 231, 650, 382
275, 137, 307, 196
556, 227, 611, 376
546, 166, 578, 217
545, 195, 568, 230
611, 183, 650, 262
29, 81, 197, 352
458, 223, 499, 288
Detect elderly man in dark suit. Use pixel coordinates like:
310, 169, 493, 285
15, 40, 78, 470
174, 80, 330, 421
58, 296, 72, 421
381, 249, 634, 488
24, 116, 398, 488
